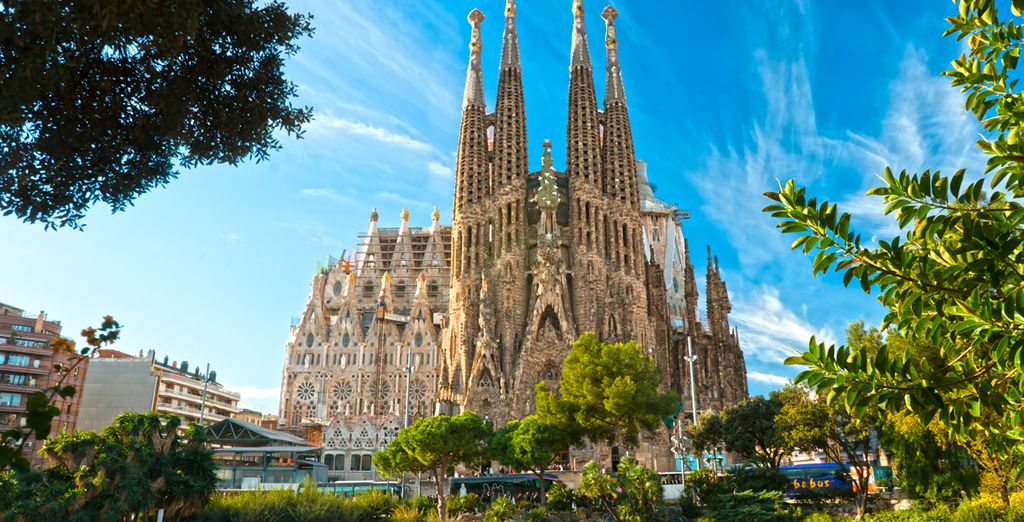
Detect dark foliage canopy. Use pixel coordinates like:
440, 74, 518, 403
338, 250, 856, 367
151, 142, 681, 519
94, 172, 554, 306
0, 0, 313, 229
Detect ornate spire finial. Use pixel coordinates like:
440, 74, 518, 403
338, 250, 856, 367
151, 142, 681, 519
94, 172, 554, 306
431, 206, 440, 223
463, 9, 486, 108
602, 5, 625, 101
468, 9, 484, 50
570, 0, 591, 69
602, 6, 618, 50
370, 207, 379, 223
400, 208, 409, 222
500, 0, 521, 70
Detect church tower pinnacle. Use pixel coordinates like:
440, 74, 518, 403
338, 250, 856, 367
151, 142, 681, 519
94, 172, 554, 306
444, 9, 491, 405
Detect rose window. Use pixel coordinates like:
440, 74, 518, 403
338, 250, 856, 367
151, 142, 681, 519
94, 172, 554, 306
369, 382, 391, 400
410, 380, 427, 401
332, 380, 354, 402
296, 381, 317, 404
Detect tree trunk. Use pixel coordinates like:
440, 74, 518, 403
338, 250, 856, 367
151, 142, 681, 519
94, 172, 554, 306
855, 469, 869, 519
436, 468, 449, 522
535, 469, 546, 504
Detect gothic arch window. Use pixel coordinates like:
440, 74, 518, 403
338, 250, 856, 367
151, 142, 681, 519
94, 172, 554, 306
415, 333, 423, 347
333, 281, 343, 296
479, 372, 493, 388
343, 333, 351, 347
542, 366, 557, 381
305, 334, 314, 348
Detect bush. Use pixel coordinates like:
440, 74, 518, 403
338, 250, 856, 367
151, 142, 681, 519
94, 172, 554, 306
689, 468, 732, 506
484, 497, 518, 522
801, 513, 844, 522
351, 490, 398, 520
447, 492, 479, 516
865, 503, 954, 522
950, 497, 1024, 522
732, 467, 788, 493
391, 503, 427, 522
525, 506, 548, 522
703, 491, 799, 522
187, 489, 361, 522
546, 481, 575, 511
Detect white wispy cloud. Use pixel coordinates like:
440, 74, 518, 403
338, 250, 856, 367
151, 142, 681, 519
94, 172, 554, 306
299, 188, 356, 205
748, 371, 792, 386
428, 161, 453, 177
306, 114, 433, 152
276, 219, 341, 247
731, 286, 837, 364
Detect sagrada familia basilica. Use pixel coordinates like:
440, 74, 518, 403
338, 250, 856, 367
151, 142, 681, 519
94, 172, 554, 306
278, 0, 747, 478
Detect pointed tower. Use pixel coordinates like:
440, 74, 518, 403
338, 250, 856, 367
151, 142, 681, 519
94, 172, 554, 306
441, 10, 490, 410
483, 0, 532, 408
601, 6, 643, 275
566, 0, 606, 334
705, 247, 732, 340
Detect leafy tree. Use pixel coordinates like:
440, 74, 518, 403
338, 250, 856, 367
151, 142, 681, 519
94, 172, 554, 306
687, 411, 726, 464
0, 316, 120, 473
775, 383, 874, 517
491, 415, 570, 504
374, 411, 490, 521
880, 410, 979, 501
763, 0, 1024, 495
1, 0, 313, 229
722, 396, 792, 469
3, 412, 216, 520
535, 332, 679, 448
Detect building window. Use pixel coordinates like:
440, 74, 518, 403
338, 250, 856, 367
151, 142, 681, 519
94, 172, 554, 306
0, 393, 22, 407
351, 454, 372, 471
5, 354, 30, 367
1, 374, 27, 386
11, 325, 31, 333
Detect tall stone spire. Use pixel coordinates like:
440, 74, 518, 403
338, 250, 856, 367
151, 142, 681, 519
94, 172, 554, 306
601, 4, 639, 220
494, 0, 527, 194
453, 9, 489, 213
567, 0, 602, 191
463, 9, 485, 109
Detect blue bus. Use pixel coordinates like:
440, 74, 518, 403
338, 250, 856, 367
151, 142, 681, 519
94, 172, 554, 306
779, 463, 855, 498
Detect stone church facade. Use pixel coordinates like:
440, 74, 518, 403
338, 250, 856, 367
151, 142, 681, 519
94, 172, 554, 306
278, 0, 747, 477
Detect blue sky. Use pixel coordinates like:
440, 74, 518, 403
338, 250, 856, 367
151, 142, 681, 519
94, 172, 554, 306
0, 1, 987, 412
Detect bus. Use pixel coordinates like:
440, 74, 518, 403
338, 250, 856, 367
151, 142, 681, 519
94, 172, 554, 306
449, 474, 562, 502
314, 480, 402, 498
779, 463, 855, 498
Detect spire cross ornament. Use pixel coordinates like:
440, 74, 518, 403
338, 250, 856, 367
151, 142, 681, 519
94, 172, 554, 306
468, 9, 484, 53
602, 6, 618, 49
505, 0, 516, 17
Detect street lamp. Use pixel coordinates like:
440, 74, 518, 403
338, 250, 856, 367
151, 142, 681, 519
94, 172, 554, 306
682, 335, 700, 470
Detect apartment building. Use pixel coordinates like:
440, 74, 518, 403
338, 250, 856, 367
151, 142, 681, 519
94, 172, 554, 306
0, 302, 87, 468
77, 349, 240, 431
